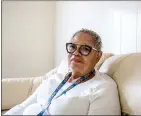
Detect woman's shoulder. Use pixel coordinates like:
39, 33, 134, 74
82, 70, 117, 94
80, 71, 119, 101
94, 70, 117, 86
42, 73, 65, 84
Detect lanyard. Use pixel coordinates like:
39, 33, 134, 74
37, 70, 95, 116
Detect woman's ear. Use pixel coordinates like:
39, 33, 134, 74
96, 51, 102, 62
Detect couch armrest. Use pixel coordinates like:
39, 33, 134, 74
2, 68, 57, 110
2, 77, 34, 110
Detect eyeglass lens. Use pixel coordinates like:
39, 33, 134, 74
66, 43, 92, 56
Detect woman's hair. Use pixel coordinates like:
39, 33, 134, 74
72, 28, 102, 51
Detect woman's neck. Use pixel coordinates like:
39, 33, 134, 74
68, 70, 95, 83
68, 75, 80, 83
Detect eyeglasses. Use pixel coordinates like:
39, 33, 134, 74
66, 43, 97, 56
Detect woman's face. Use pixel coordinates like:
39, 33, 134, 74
67, 32, 102, 77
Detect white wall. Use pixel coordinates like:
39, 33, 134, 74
2, 1, 141, 78
55, 1, 141, 66
137, 3, 141, 52
2, 1, 56, 78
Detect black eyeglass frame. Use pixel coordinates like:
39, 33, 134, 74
66, 42, 97, 56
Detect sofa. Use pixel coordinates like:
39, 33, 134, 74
2, 52, 141, 115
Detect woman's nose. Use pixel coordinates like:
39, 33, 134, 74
73, 47, 81, 56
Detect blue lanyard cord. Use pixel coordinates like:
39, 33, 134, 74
37, 70, 95, 116
47, 72, 72, 103
37, 72, 72, 116
55, 74, 89, 99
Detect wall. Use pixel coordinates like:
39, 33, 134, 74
55, 1, 141, 66
2, 1, 141, 78
2, 1, 56, 78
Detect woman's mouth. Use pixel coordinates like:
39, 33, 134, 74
72, 58, 82, 63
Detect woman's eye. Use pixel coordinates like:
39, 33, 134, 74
83, 47, 90, 51
69, 44, 75, 51
70, 45, 75, 49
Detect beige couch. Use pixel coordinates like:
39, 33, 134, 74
2, 53, 141, 115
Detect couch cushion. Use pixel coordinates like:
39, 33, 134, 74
95, 53, 113, 70
2, 77, 34, 110
99, 53, 141, 115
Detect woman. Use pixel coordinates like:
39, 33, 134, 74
5, 29, 121, 115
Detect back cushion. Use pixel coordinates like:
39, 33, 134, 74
99, 53, 141, 115
31, 68, 57, 95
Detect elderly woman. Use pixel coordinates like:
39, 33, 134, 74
5, 29, 121, 115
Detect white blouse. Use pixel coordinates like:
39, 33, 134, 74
5, 70, 121, 115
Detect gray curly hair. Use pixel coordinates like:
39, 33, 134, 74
72, 28, 102, 51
